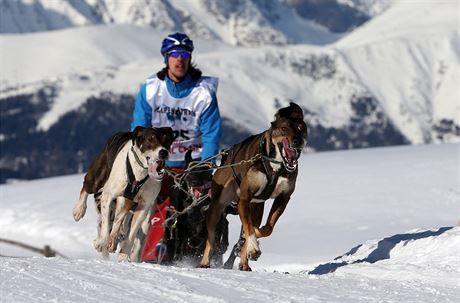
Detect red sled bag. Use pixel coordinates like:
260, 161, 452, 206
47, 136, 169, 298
141, 168, 181, 263
140, 197, 171, 262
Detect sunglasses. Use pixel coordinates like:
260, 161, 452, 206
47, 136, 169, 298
167, 50, 191, 59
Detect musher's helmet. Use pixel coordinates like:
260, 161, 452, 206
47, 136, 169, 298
160, 32, 194, 56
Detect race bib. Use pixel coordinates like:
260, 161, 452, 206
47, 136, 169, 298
168, 137, 203, 161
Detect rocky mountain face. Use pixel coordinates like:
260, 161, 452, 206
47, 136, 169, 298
0, 47, 412, 182
0, 84, 408, 183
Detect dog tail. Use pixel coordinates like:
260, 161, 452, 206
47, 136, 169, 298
72, 188, 89, 222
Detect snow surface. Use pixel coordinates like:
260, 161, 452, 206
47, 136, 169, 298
1, 143, 459, 302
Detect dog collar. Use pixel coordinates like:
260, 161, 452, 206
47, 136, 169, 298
258, 137, 283, 165
130, 146, 148, 170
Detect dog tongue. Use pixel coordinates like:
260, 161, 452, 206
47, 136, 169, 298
282, 138, 298, 160
192, 188, 201, 199
148, 161, 159, 178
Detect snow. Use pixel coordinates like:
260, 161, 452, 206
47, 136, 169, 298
1, 1, 458, 143
337, 0, 394, 17
1, 2, 460, 299
1, 143, 459, 302
0, 0, 339, 46
335, 0, 460, 143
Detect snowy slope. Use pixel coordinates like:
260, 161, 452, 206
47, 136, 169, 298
0, 143, 459, 302
336, 0, 460, 143
0, 0, 459, 183
338, 0, 394, 17
309, 226, 459, 285
1, 1, 458, 140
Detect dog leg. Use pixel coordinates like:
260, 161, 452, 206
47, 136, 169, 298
93, 192, 114, 252
238, 203, 265, 270
73, 188, 89, 221
118, 202, 144, 262
119, 185, 159, 263
108, 197, 134, 252
129, 186, 160, 262
126, 202, 148, 262
238, 240, 251, 271
255, 195, 290, 239
131, 205, 153, 262
200, 200, 226, 268
237, 188, 262, 271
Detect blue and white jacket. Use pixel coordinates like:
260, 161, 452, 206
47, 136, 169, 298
131, 73, 222, 168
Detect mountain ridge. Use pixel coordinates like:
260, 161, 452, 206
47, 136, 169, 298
0, 0, 458, 182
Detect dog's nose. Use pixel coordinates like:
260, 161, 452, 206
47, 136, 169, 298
159, 149, 169, 160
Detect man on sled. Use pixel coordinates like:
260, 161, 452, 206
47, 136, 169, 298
130, 32, 226, 265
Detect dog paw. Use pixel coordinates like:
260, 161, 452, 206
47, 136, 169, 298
246, 234, 261, 261
199, 260, 210, 268
93, 238, 107, 252
72, 203, 86, 221
247, 249, 262, 261
107, 236, 118, 253
129, 251, 141, 263
239, 263, 252, 271
118, 253, 129, 262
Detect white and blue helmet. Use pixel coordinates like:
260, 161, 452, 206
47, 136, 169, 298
161, 32, 194, 57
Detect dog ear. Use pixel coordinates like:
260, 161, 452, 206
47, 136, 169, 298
132, 126, 145, 146
159, 127, 174, 147
275, 102, 304, 121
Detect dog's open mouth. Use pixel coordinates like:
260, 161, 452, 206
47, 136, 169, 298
189, 181, 212, 199
190, 187, 202, 199
148, 160, 165, 180
279, 138, 300, 172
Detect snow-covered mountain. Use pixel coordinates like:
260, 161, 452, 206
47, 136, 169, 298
337, 0, 394, 17
1, 143, 459, 302
0, 0, 359, 45
1, 0, 459, 182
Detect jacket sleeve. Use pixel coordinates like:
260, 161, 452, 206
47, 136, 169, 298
199, 91, 222, 161
130, 83, 152, 131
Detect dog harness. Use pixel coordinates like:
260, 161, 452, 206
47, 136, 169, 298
123, 148, 149, 200
254, 137, 286, 200
230, 135, 286, 201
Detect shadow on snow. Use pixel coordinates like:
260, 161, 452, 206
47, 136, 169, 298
309, 226, 453, 275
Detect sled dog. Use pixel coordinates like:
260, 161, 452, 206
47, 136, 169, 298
73, 126, 174, 261
159, 150, 228, 265
200, 102, 307, 270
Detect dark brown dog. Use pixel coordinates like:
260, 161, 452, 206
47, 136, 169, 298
200, 102, 307, 270
168, 151, 228, 266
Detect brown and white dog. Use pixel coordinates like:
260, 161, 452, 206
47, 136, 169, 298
72, 126, 174, 261
200, 102, 307, 270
